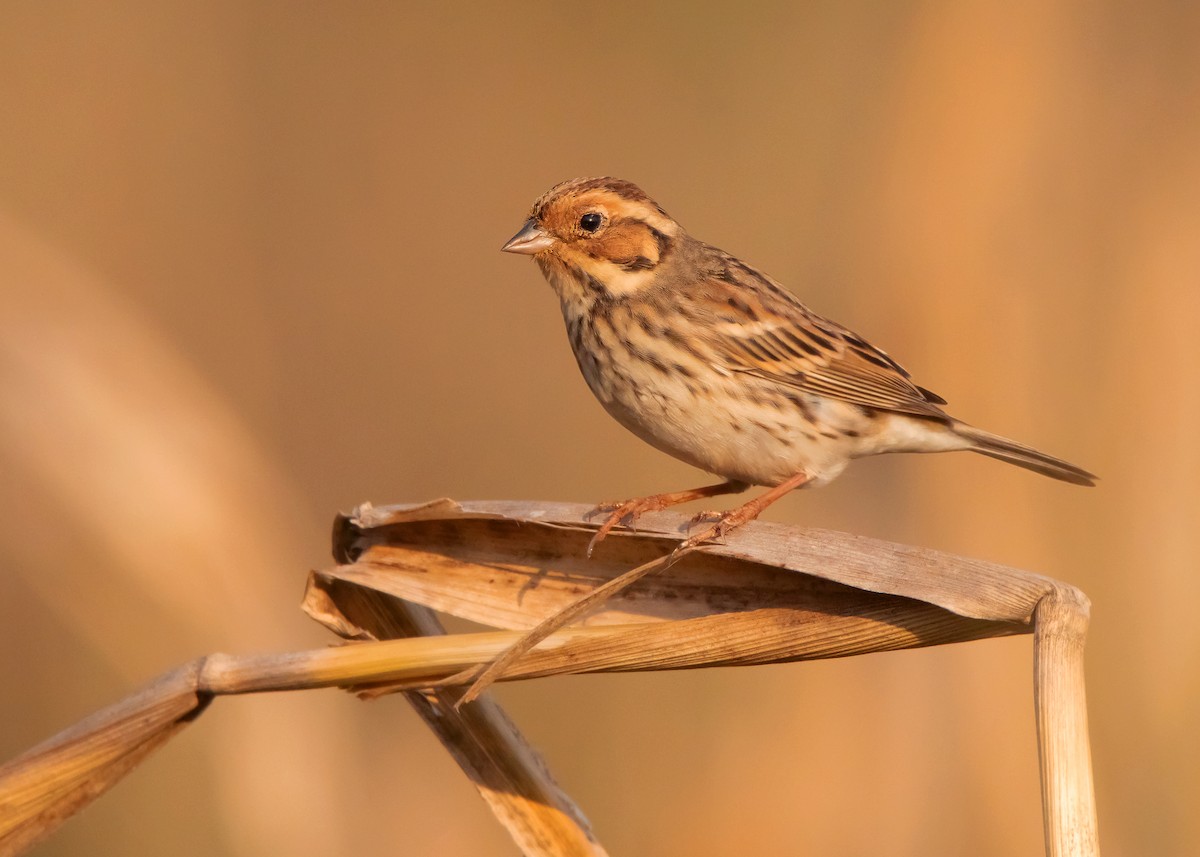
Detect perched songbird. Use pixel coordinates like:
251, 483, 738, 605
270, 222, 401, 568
502, 177, 1095, 553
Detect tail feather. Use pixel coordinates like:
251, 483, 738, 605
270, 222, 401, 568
953, 423, 1097, 487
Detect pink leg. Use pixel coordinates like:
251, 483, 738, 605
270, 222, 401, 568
676, 471, 812, 552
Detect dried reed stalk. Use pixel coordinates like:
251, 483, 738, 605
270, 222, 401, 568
303, 574, 608, 856
0, 498, 1099, 857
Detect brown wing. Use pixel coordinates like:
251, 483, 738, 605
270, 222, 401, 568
687, 252, 948, 418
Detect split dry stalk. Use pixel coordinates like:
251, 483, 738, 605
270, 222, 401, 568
0, 499, 1098, 857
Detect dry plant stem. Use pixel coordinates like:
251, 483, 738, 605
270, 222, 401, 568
1034, 588, 1099, 857
0, 600, 1014, 855
0, 664, 207, 856
0, 500, 1099, 857
228, 607, 1023, 693
305, 576, 607, 857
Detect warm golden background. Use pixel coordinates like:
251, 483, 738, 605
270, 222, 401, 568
1, 3, 1196, 855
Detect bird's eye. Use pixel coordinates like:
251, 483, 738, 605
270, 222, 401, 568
579, 213, 603, 233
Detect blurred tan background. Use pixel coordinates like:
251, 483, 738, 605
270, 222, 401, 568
1, 2, 1196, 855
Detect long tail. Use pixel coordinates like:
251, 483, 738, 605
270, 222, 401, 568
953, 423, 1097, 486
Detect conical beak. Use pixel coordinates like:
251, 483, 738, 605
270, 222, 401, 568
501, 219, 555, 255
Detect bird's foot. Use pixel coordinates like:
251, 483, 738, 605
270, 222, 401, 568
687, 509, 723, 527
671, 471, 813, 558
586, 495, 671, 557
584, 480, 750, 558
672, 509, 751, 556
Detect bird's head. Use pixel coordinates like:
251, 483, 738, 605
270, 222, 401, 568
502, 177, 682, 299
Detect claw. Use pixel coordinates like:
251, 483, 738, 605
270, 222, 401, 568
586, 529, 609, 559
585, 497, 662, 557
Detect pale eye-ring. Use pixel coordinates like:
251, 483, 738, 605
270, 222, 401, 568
579, 212, 603, 233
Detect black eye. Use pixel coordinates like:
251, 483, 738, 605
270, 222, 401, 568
579, 212, 603, 233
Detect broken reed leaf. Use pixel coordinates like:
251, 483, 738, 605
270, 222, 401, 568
326, 499, 1061, 633
316, 499, 1046, 702
300, 582, 1024, 692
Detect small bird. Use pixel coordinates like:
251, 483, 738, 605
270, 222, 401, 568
502, 177, 1095, 554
